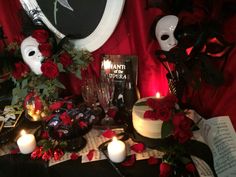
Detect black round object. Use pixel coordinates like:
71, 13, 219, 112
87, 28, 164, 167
64, 136, 87, 152
37, 0, 107, 38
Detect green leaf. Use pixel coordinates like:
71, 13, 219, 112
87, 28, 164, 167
161, 121, 173, 138
59, 141, 68, 148
184, 140, 218, 177
54, 79, 66, 89
21, 78, 28, 89
57, 63, 65, 72
75, 69, 81, 79
151, 136, 177, 152
134, 101, 147, 106
38, 139, 49, 146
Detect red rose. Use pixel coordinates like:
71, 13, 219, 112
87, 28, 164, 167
38, 43, 53, 57
41, 60, 59, 79
157, 105, 172, 121
173, 113, 186, 127
59, 52, 73, 68
41, 130, 49, 139
185, 163, 196, 173
163, 94, 177, 109
32, 29, 49, 43
49, 101, 64, 111
60, 112, 72, 126
144, 110, 157, 120
12, 62, 30, 80
146, 98, 160, 109
173, 113, 193, 143
174, 129, 193, 144
160, 162, 172, 177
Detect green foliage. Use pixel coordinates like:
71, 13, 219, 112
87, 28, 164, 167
161, 121, 173, 138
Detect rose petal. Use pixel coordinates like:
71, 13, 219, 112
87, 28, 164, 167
147, 156, 159, 165
49, 101, 64, 111
41, 130, 49, 139
70, 152, 79, 160
102, 129, 116, 139
87, 149, 95, 161
121, 154, 136, 167
130, 143, 145, 153
185, 163, 196, 173
67, 102, 73, 110
107, 108, 117, 118
78, 121, 88, 128
10, 148, 19, 154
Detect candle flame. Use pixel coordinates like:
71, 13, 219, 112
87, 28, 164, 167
103, 59, 112, 70
156, 92, 161, 98
112, 136, 118, 142
20, 130, 26, 136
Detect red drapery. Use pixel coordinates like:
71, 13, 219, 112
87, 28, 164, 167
1, 0, 236, 130
0, 0, 23, 43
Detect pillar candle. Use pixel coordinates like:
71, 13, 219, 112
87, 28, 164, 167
17, 130, 36, 154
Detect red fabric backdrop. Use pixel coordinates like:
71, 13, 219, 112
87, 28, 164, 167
1, 0, 236, 130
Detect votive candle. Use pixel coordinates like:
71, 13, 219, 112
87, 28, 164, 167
107, 137, 126, 163
17, 130, 36, 154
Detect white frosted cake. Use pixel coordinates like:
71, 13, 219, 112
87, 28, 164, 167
132, 97, 163, 139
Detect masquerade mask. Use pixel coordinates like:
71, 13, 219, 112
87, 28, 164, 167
20, 36, 44, 75
155, 15, 179, 51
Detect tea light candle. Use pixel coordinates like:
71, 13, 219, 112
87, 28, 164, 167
107, 137, 126, 163
17, 130, 36, 154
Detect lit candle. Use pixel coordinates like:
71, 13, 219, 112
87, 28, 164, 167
107, 137, 126, 163
156, 92, 161, 98
17, 130, 36, 154
103, 59, 112, 74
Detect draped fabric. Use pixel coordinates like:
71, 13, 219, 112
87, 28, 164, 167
71, 0, 169, 97
1, 0, 236, 130
0, 0, 23, 43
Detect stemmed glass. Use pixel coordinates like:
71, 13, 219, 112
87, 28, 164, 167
97, 77, 115, 126
81, 76, 98, 109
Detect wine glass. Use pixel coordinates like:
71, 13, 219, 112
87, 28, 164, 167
97, 77, 115, 127
81, 78, 97, 107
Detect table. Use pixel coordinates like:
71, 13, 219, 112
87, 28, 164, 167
0, 145, 159, 177
0, 111, 160, 177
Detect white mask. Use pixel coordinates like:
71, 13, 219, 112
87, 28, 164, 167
20, 36, 44, 75
155, 15, 179, 51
